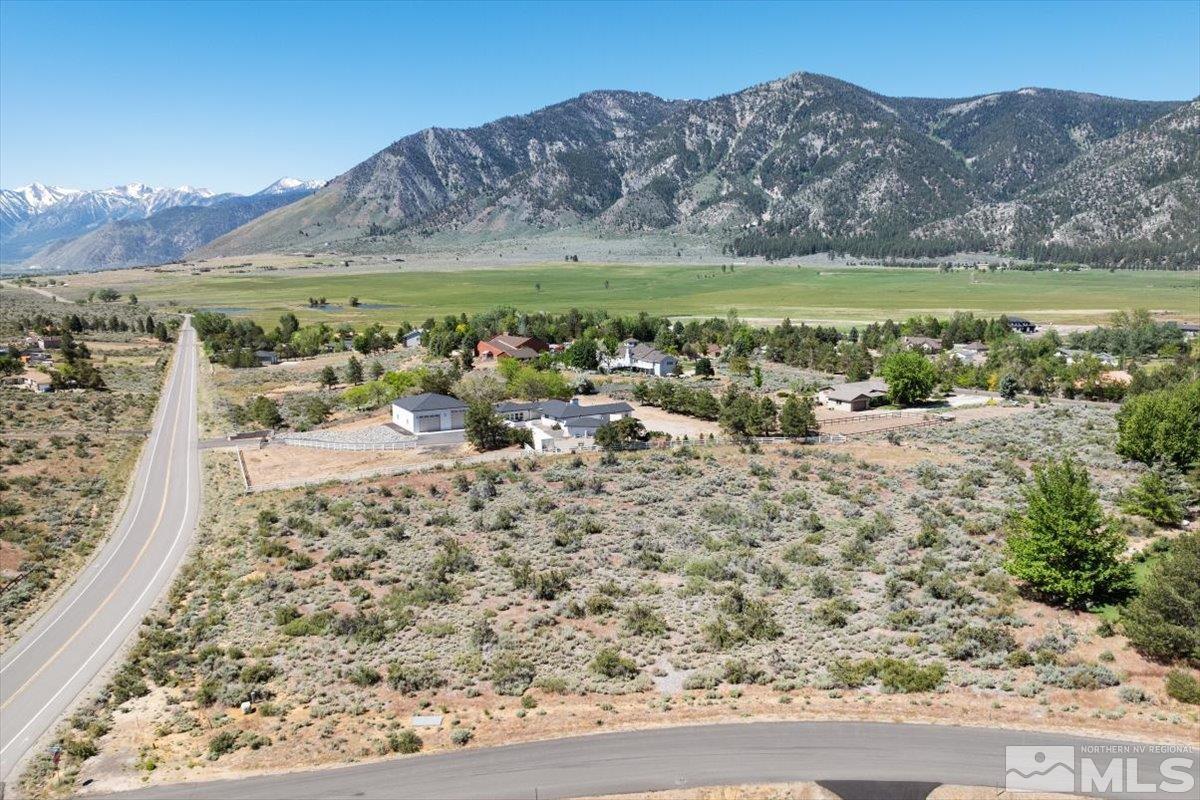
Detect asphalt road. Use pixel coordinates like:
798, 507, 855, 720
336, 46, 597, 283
99, 722, 1198, 800
0, 319, 200, 784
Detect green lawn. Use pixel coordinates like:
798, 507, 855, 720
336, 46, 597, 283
106, 263, 1200, 328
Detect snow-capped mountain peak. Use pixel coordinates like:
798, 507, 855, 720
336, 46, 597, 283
9, 182, 83, 212
256, 177, 324, 195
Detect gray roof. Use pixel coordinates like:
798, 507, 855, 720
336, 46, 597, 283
561, 415, 608, 429
392, 393, 467, 412
494, 400, 541, 413
630, 342, 673, 363
537, 399, 633, 420
823, 379, 889, 403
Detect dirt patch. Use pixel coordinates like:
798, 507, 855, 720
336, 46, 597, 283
579, 393, 721, 439
241, 441, 478, 488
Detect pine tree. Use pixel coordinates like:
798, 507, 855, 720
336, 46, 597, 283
1005, 457, 1134, 608
1120, 462, 1188, 527
344, 356, 364, 385
464, 403, 511, 451
319, 365, 338, 389
779, 395, 817, 437
1122, 533, 1199, 667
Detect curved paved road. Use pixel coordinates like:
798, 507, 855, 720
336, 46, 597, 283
0, 319, 200, 783
102, 722, 1197, 800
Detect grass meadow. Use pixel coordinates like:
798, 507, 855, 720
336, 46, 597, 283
70, 262, 1199, 328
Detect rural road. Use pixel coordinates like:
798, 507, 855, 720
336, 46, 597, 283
0, 319, 200, 785
98, 722, 1197, 800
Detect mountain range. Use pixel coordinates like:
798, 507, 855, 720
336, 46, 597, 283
198, 73, 1196, 267
9, 71, 1198, 270
1, 179, 322, 268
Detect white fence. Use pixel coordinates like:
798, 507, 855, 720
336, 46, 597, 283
275, 435, 419, 452
819, 409, 933, 426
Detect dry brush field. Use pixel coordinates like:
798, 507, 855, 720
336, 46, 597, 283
28, 403, 1199, 796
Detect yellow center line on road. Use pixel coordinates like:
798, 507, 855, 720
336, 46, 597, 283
0, 340, 187, 713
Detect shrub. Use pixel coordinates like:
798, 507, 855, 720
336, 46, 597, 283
1165, 670, 1200, 704
348, 665, 382, 687
208, 731, 239, 757
388, 730, 423, 754
703, 588, 781, 648
451, 727, 474, 746
623, 603, 667, 636
386, 663, 445, 694
591, 647, 639, 679
945, 625, 1016, 661
873, 658, 946, 693
491, 653, 536, 696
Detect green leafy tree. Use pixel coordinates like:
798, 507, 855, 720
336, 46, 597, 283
1120, 462, 1188, 527
693, 357, 714, 377
1005, 457, 1134, 608
1116, 381, 1200, 470
880, 350, 935, 406
563, 336, 600, 370
245, 396, 282, 428
779, 394, 817, 437
1123, 533, 1199, 667
595, 417, 649, 451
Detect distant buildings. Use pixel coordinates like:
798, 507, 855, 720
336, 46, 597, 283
948, 341, 988, 366
1005, 316, 1037, 335
601, 338, 678, 377
901, 335, 943, 354
1171, 322, 1199, 341
400, 329, 425, 349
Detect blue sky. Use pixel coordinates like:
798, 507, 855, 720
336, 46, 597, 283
2, 0, 1197, 194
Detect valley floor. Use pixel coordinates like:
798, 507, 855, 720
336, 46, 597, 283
40, 251, 1200, 329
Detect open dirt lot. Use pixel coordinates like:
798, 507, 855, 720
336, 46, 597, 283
579, 393, 721, 439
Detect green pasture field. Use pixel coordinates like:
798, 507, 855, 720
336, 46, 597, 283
78, 262, 1200, 328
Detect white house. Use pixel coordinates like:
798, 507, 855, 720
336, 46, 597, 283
391, 393, 468, 436
601, 339, 678, 377
817, 379, 889, 412
498, 397, 634, 452
20, 369, 53, 393
400, 329, 424, 349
